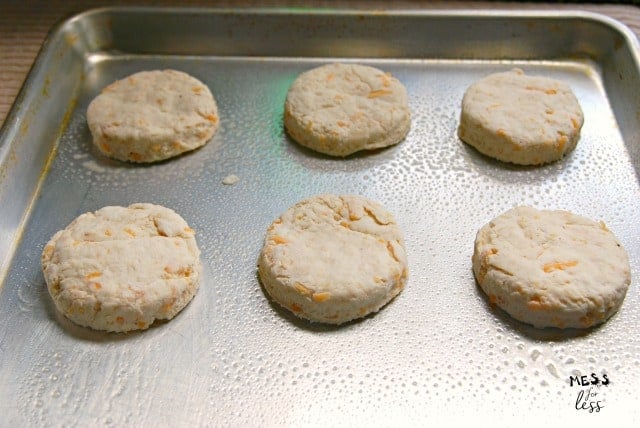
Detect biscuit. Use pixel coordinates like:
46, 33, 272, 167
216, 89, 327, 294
458, 68, 583, 165
41, 203, 202, 332
87, 69, 219, 163
284, 63, 411, 156
258, 194, 408, 324
473, 206, 631, 329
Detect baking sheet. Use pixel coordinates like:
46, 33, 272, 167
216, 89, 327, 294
0, 8, 639, 426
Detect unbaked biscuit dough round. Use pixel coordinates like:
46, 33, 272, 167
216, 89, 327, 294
458, 68, 584, 165
87, 69, 219, 163
473, 206, 631, 329
258, 194, 408, 324
41, 203, 202, 332
284, 63, 411, 157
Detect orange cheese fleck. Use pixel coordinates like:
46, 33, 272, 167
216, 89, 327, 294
571, 117, 579, 129
367, 89, 392, 99
543, 260, 578, 273
557, 134, 568, 151
129, 152, 142, 162
527, 295, 548, 311
312, 292, 331, 303
380, 72, 392, 87
525, 86, 557, 95
43, 245, 54, 258
85, 271, 102, 280
294, 282, 311, 295
271, 235, 288, 244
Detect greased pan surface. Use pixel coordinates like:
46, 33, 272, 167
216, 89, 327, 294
0, 8, 638, 425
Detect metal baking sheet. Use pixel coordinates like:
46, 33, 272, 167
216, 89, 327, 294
1, 8, 639, 426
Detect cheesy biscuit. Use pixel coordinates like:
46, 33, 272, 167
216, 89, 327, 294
473, 206, 631, 329
284, 63, 411, 156
87, 69, 219, 163
41, 203, 202, 332
458, 69, 583, 165
258, 194, 408, 324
